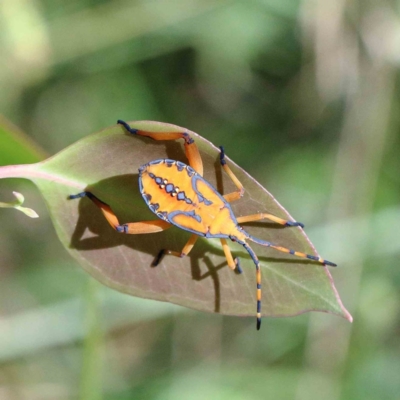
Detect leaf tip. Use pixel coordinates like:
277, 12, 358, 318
345, 310, 353, 323
16, 206, 40, 218
12, 191, 25, 204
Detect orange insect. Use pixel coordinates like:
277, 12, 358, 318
70, 120, 336, 330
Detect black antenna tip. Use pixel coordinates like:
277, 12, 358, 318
286, 221, 305, 228
324, 260, 337, 267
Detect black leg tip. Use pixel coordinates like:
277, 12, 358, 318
234, 257, 243, 274
257, 318, 261, 330
324, 260, 337, 267
219, 146, 226, 165
117, 120, 138, 134
69, 192, 88, 200
285, 221, 305, 228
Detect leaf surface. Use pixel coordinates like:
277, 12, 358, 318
1, 121, 351, 321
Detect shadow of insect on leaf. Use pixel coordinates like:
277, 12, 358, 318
67, 125, 334, 323
68, 171, 323, 315
68, 173, 238, 312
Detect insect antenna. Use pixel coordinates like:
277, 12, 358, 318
235, 240, 262, 330
244, 233, 337, 267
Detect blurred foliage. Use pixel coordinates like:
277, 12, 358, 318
0, 0, 400, 400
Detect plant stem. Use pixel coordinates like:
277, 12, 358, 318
0, 164, 35, 179
80, 278, 104, 400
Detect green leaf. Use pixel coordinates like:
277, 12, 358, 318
0, 121, 351, 322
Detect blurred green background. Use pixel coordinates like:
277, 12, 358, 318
1, 0, 400, 399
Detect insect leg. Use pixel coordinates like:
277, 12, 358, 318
152, 233, 198, 266
219, 146, 304, 226
219, 146, 245, 202
117, 120, 204, 176
220, 239, 242, 273
244, 232, 337, 267
237, 213, 304, 228
69, 191, 172, 233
